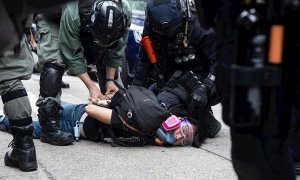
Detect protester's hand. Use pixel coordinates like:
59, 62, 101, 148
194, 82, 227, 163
105, 81, 119, 96
105, 93, 115, 100
88, 98, 111, 107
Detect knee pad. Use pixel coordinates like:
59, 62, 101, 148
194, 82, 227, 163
40, 63, 64, 97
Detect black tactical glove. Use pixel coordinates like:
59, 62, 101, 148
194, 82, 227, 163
192, 78, 214, 107
177, 71, 199, 94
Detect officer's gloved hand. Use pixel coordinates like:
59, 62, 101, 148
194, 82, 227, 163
177, 71, 199, 94
192, 78, 214, 107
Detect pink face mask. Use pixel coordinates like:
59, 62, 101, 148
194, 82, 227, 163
155, 115, 194, 146
162, 115, 181, 131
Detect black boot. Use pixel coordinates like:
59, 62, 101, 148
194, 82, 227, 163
204, 108, 222, 138
192, 107, 222, 138
61, 81, 70, 88
38, 100, 74, 146
4, 125, 37, 172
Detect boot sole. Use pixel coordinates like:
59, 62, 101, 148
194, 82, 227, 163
4, 153, 37, 172
40, 136, 74, 146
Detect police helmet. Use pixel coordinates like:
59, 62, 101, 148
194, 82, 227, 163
146, 0, 183, 37
89, 0, 126, 47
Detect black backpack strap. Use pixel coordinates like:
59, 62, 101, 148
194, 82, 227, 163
106, 126, 151, 147
109, 80, 126, 107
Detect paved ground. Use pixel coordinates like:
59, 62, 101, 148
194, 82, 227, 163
1, 73, 237, 180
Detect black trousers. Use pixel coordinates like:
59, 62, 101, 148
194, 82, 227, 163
230, 126, 296, 180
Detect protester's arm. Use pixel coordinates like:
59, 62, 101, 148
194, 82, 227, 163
85, 105, 112, 125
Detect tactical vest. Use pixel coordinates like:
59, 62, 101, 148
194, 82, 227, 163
152, 8, 205, 80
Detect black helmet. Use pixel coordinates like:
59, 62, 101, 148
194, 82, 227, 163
146, 0, 183, 37
89, 0, 126, 47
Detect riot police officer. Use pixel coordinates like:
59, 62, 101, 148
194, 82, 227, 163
35, 0, 132, 146
212, 0, 300, 179
0, 18, 37, 171
133, 0, 221, 140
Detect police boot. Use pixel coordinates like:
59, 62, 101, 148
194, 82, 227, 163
61, 81, 70, 88
38, 100, 74, 146
205, 108, 222, 138
4, 125, 37, 172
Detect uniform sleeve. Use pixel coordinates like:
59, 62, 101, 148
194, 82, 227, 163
191, 20, 216, 76
59, 4, 87, 75
102, 31, 128, 68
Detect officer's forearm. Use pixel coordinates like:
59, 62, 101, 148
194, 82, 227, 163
78, 72, 98, 91
106, 66, 116, 80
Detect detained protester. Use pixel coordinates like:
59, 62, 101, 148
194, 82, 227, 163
133, 0, 221, 138
1, 85, 208, 147
34, 0, 132, 146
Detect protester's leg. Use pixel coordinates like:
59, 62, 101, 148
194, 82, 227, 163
58, 102, 87, 135
0, 115, 9, 131
0, 79, 37, 172
35, 19, 73, 146
1, 102, 88, 140
0, 116, 40, 139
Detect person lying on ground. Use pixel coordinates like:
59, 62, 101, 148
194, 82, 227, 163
1, 85, 211, 147
0, 101, 198, 147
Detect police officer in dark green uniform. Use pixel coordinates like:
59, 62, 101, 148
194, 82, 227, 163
34, 14, 75, 146
35, 0, 132, 146
0, 17, 37, 171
